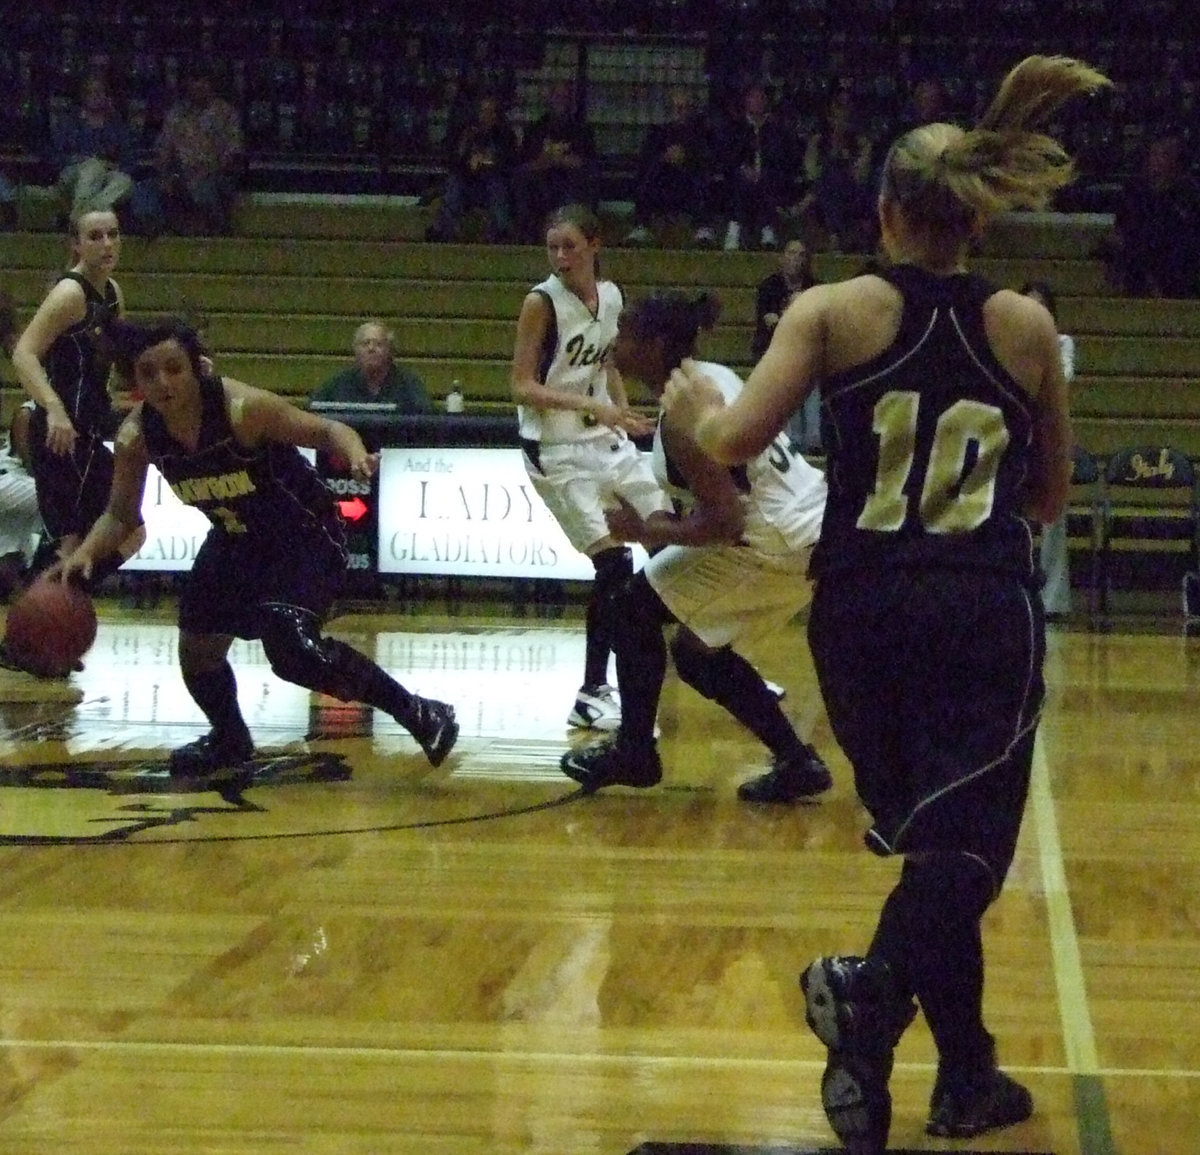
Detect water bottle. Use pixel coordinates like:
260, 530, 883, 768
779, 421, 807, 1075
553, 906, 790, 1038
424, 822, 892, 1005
445, 380, 464, 414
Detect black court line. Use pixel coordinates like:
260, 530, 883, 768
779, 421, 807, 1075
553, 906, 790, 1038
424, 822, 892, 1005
0, 760, 588, 846
1, 690, 599, 846
629, 1146, 1054, 1155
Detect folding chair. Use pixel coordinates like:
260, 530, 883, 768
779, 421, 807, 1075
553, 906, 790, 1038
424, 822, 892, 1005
1099, 445, 1200, 615
1063, 445, 1103, 617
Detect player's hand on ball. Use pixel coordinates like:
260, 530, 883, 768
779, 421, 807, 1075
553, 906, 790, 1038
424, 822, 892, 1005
56, 550, 93, 585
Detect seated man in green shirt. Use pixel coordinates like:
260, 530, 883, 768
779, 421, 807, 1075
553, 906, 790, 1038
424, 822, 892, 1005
310, 320, 432, 411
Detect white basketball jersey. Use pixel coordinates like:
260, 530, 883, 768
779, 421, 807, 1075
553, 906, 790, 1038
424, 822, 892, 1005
652, 360, 827, 555
517, 274, 624, 445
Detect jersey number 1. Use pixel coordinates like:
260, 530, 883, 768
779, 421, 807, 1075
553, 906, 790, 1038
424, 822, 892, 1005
857, 391, 1009, 534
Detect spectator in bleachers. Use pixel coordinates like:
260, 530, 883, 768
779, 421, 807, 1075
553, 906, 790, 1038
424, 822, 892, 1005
889, 73, 953, 140
387, 37, 437, 156
0, 173, 16, 231
623, 87, 715, 247
793, 83, 880, 253
309, 321, 433, 413
753, 239, 823, 452
512, 81, 599, 243
424, 92, 518, 243
1107, 130, 1200, 299
143, 68, 245, 237
715, 81, 797, 251
49, 72, 139, 223
752, 238, 817, 361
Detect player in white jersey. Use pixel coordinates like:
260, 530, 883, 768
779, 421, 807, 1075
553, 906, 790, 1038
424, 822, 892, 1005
512, 203, 670, 731
560, 290, 832, 802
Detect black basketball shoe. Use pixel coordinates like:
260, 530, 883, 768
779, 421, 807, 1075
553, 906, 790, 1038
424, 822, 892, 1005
926, 1065, 1033, 1137
801, 954, 918, 1155
169, 728, 256, 778
402, 697, 459, 767
560, 738, 663, 794
737, 744, 832, 803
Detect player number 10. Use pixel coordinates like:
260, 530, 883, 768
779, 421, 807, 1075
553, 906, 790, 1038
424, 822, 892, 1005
857, 391, 1010, 534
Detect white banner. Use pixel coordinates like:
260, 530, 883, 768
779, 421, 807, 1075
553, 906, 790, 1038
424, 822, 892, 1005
120, 445, 641, 580
381, 449, 648, 581
377, 446, 603, 579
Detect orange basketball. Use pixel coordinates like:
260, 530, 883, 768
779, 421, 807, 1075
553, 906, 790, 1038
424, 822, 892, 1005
4, 575, 98, 678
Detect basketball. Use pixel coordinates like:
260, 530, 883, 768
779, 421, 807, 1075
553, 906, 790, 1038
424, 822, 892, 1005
3, 575, 98, 678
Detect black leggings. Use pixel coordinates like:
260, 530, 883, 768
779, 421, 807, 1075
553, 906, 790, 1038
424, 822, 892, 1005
870, 851, 999, 1077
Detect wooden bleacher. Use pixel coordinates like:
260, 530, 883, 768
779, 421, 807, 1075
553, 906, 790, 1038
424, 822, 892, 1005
4, 196, 1200, 616
4, 198, 1200, 461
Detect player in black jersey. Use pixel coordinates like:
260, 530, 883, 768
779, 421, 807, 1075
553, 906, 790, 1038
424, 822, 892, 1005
9, 209, 145, 577
665, 56, 1109, 1153
58, 318, 458, 776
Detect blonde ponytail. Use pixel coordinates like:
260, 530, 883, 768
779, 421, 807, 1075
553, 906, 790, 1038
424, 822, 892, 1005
978, 55, 1110, 135
881, 55, 1111, 244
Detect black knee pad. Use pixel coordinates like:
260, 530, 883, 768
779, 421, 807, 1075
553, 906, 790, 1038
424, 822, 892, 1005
259, 605, 336, 691
260, 604, 383, 703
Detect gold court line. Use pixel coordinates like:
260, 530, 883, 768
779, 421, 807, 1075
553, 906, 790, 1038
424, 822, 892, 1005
1030, 731, 1100, 1074
4, 1035, 1195, 1081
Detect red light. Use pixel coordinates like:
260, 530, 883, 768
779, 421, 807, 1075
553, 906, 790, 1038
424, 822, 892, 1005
337, 497, 369, 522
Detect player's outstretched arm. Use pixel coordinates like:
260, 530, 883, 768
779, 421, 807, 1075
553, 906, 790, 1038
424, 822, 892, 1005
227, 380, 379, 482
59, 414, 150, 583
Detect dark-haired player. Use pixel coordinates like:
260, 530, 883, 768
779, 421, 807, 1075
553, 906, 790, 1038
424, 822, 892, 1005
58, 317, 458, 776
560, 289, 830, 802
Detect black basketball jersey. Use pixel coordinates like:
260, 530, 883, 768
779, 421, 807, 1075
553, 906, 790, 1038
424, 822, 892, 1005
141, 373, 346, 554
811, 264, 1037, 581
42, 272, 120, 437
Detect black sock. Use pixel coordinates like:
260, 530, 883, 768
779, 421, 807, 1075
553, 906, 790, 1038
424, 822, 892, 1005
583, 547, 633, 688
612, 572, 673, 748
182, 663, 250, 741
323, 638, 417, 719
670, 636, 804, 756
